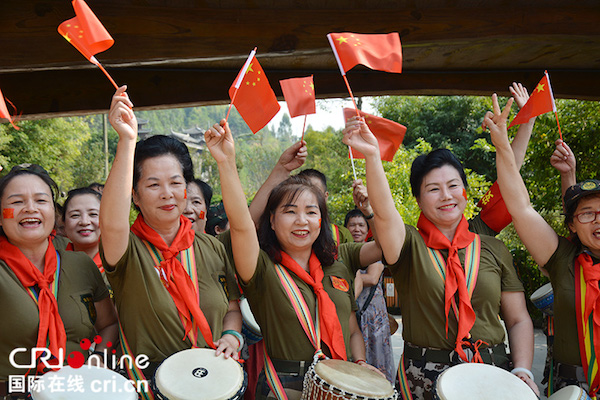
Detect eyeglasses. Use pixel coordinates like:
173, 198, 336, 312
574, 210, 600, 224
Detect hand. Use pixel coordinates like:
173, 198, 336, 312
342, 116, 380, 158
214, 334, 240, 360
509, 82, 530, 109
483, 94, 514, 148
278, 140, 307, 172
550, 139, 576, 174
108, 86, 137, 141
356, 360, 387, 379
205, 119, 235, 164
352, 179, 372, 215
514, 371, 540, 396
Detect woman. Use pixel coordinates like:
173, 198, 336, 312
183, 178, 212, 234
345, 207, 395, 383
487, 97, 599, 397
63, 187, 103, 271
342, 110, 537, 399
204, 120, 384, 400
101, 87, 242, 384
0, 164, 117, 393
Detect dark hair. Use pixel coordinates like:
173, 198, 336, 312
0, 164, 59, 205
133, 135, 194, 191
344, 208, 366, 228
410, 148, 468, 198
257, 175, 337, 267
206, 202, 228, 236
62, 187, 102, 222
189, 179, 213, 207
297, 168, 328, 192
88, 182, 104, 193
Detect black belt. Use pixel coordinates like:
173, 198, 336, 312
556, 362, 587, 382
269, 358, 312, 376
403, 342, 509, 366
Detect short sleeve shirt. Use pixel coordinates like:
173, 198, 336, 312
103, 231, 240, 363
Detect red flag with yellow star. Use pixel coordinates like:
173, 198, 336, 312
0, 88, 19, 130
343, 108, 406, 162
58, 0, 114, 62
508, 71, 556, 129
229, 56, 280, 133
327, 32, 402, 75
280, 76, 316, 118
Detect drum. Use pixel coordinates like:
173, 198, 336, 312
30, 365, 136, 399
301, 359, 397, 400
152, 348, 247, 400
240, 296, 262, 345
530, 282, 554, 316
548, 385, 592, 400
433, 363, 537, 400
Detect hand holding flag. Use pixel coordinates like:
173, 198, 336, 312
0, 89, 19, 130
58, 0, 118, 89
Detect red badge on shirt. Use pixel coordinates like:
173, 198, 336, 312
330, 276, 349, 292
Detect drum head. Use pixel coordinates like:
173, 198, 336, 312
155, 348, 244, 400
548, 385, 591, 400
435, 364, 537, 400
530, 282, 553, 301
313, 359, 394, 398
240, 297, 261, 335
30, 365, 136, 400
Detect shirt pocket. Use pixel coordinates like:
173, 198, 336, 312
68, 291, 97, 328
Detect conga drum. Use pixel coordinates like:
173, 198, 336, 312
548, 385, 592, 400
433, 363, 537, 400
530, 282, 554, 316
30, 365, 136, 399
152, 348, 247, 400
240, 296, 262, 345
301, 359, 397, 400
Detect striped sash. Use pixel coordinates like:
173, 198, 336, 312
575, 262, 600, 399
331, 223, 341, 248
262, 264, 325, 400
118, 321, 155, 400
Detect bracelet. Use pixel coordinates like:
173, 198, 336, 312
354, 359, 366, 364
364, 212, 374, 220
511, 367, 534, 381
222, 330, 244, 351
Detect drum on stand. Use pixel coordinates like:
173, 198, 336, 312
301, 359, 397, 400
548, 385, 592, 400
240, 296, 262, 345
530, 282, 554, 316
152, 348, 247, 400
29, 365, 137, 400
433, 363, 537, 400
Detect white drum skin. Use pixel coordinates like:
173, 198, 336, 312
548, 385, 592, 400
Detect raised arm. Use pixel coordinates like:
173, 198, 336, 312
352, 179, 383, 266
343, 117, 404, 265
248, 140, 307, 226
508, 83, 535, 169
550, 139, 577, 201
100, 86, 137, 267
205, 120, 259, 283
484, 95, 559, 267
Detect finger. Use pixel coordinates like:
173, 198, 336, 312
500, 98, 514, 120
492, 93, 501, 115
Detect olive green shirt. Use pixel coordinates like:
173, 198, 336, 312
332, 224, 354, 246
103, 232, 240, 363
0, 248, 108, 379
388, 224, 523, 350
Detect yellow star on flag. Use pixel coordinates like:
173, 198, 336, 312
63, 33, 72, 43
536, 83, 545, 92
245, 63, 254, 75
336, 36, 348, 44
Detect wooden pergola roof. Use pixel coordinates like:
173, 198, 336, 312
2, 0, 599, 120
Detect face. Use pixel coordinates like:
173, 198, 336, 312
270, 190, 322, 255
64, 194, 101, 250
416, 165, 467, 230
132, 155, 187, 231
183, 182, 207, 233
307, 177, 329, 201
347, 216, 368, 243
0, 174, 55, 248
569, 195, 600, 257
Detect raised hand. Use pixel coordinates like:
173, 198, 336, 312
483, 94, 514, 148
205, 119, 235, 164
509, 82, 530, 109
550, 139, 576, 175
108, 85, 136, 141
352, 179, 372, 215
278, 140, 307, 172
342, 116, 380, 158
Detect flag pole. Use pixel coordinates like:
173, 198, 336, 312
226, 47, 257, 124
301, 114, 307, 142
555, 112, 563, 141
91, 57, 119, 90
545, 70, 562, 141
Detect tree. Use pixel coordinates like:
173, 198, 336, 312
276, 114, 293, 141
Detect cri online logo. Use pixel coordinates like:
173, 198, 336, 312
10, 336, 149, 370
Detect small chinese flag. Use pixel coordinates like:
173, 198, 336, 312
58, 0, 114, 62
229, 56, 280, 134
327, 32, 402, 75
508, 71, 556, 129
280, 76, 316, 118
477, 182, 512, 232
0, 88, 19, 130
343, 108, 406, 162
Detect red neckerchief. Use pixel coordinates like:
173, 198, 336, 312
0, 236, 66, 359
66, 243, 104, 273
131, 214, 215, 348
280, 251, 347, 360
417, 213, 479, 361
